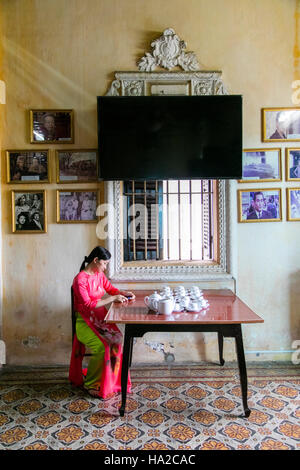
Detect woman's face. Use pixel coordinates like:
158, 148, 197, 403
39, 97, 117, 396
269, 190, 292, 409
95, 258, 109, 272
19, 215, 26, 225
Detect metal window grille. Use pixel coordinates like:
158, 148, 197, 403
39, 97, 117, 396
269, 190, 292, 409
123, 180, 214, 262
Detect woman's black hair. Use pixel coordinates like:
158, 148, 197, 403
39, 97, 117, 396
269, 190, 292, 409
80, 246, 111, 271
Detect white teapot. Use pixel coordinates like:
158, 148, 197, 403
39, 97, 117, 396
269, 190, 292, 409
144, 291, 162, 310
152, 296, 175, 315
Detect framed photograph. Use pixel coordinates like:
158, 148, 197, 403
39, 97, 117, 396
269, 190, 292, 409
6, 150, 50, 183
286, 148, 300, 181
30, 109, 74, 144
262, 107, 300, 142
12, 190, 47, 233
56, 190, 98, 223
287, 188, 300, 221
56, 149, 98, 183
240, 148, 282, 182
238, 189, 282, 223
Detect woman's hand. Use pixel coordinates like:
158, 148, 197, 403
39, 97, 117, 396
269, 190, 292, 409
120, 291, 136, 300
113, 294, 128, 303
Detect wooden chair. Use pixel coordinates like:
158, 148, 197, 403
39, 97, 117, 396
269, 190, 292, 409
71, 286, 91, 356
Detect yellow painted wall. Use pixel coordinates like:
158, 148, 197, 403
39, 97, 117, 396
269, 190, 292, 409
1, 0, 299, 365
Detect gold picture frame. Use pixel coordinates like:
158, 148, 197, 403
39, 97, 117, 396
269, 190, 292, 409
55, 149, 98, 183
286, 188, 300, 221
262, 107, 300, 142
239, 148, 282, 183
286, 148, 300, 181
6, 149, 50, 183
238, 188, 282, 223
12, 190, 47, 233
30, 109, 74, 144
56, 189, 99, 223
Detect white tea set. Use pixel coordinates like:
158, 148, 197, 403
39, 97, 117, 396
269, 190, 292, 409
144, 285, 209, 315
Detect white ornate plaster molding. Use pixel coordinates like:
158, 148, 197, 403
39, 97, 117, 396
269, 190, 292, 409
106, 71, 227, 97
138, 28, 200, 72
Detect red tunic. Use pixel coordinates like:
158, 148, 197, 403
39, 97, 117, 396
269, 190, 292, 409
69, 270, 131, 398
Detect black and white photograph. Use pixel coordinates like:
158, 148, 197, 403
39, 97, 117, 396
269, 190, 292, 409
56, 149, 98, 183
30, 109, 74, 143
240, 148, 281, 182
287, 188, 300, 221
238, 189, 282, 222
56, 190, 98, 223
286, 148, 300, 181
12, 190, 46, 233
262, 107, 300, 142
6, 150, 50, 183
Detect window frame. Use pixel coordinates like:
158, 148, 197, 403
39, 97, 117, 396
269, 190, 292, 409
105, 179, 236, 283
121, 179, 219, 266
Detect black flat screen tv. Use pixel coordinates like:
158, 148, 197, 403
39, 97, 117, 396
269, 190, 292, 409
97, 95, 242, 180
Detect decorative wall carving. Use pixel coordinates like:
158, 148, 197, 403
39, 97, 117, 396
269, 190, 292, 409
138, 28, 200, 72
106, 71, 226, 98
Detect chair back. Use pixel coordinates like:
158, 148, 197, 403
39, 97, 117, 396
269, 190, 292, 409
71, 286, 76, 341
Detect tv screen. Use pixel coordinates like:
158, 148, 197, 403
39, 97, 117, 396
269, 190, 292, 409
97, 95, 242, 180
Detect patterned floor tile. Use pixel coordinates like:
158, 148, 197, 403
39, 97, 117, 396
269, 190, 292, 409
0, 364, 299, 450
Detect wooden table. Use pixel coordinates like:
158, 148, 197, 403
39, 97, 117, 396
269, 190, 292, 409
105, 289, 264, 418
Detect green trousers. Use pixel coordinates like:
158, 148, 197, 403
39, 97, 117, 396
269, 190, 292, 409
75, 314, 105, 390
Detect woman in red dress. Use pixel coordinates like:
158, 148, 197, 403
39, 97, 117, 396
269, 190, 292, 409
69, 246, 135, 398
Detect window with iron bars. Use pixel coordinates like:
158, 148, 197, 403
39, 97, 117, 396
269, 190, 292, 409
122, 179, 218, 264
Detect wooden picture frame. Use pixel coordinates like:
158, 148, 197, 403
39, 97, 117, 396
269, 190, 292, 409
240, 148, 282, 183
12, 190, 47, 233
286, 188, 300, 221
238, 188, 282, 223
262, 107, 300, 142
30, 109, 74, 144
56, 149, 98, 183
56, 190, 98, 223
6, 149, 50, 183
286, 148, 300, 181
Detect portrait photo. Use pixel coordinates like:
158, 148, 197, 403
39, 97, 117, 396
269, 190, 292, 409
238, 189, 282, 223
286, 148, 300, 181
262, 107, 300, 142
30, 109, 74, 143
57, 190, 98, 223
287, 188, 300, 221
240, 148, 281, 182
56, 149, 98, 183
6, 150, 50, 183
12, 190, 46, 233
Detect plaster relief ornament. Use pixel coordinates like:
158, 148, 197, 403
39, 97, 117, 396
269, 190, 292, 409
138, 28, 200, 72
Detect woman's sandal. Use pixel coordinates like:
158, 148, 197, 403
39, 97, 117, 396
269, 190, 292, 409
86, 388, 101, 398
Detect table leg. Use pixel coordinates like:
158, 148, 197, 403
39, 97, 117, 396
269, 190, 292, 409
120, 327, 131, 417
234, 325, 251, 418
218, 331, 225, 366
128, 337, 134, 368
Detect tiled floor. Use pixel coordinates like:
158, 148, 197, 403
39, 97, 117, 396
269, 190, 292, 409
0, 363, 299, 450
